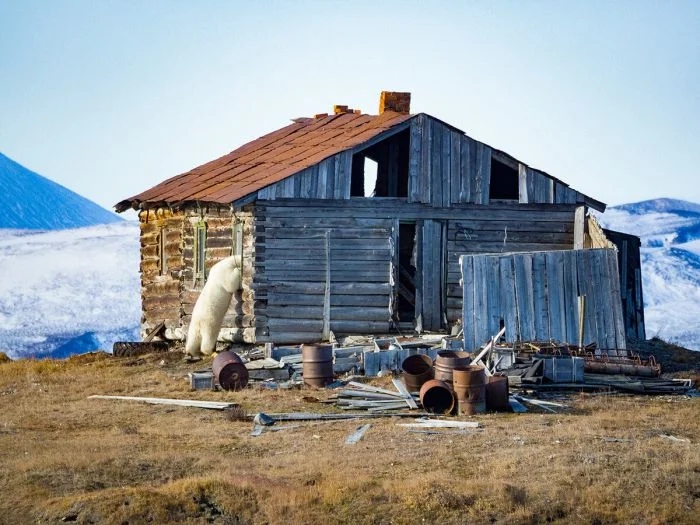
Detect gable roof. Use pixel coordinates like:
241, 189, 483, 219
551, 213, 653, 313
115, 111, 411, 212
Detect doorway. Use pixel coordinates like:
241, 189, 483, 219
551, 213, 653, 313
396, 222, 417, 323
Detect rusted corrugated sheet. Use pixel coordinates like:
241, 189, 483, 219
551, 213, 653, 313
115, 111, 412, 212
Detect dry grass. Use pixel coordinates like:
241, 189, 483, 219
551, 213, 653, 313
0, 350, 698, 524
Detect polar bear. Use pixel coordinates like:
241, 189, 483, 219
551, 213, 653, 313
185, 255, 242, 357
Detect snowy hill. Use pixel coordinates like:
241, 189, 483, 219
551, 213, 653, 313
0, 152, 122, 230
599, 198, 700, 351
0, 222, 140, 359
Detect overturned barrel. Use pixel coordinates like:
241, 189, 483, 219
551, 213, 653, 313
301, 344, 334, 387
434, 351, 471, 383
485, 375, 510, 412
401, 354, 434, 392
419, 379, 455, 414
213, 351, 249, 391
453, 366, 486, 415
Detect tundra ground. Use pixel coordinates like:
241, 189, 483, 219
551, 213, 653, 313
0, 344, 698, 525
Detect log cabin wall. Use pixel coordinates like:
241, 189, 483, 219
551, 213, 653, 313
138, 208, 184, 340
250, 200, 395, 344
180, 207, 257, 344
445, 205, 577, 324
250, 200, 578, 342
138, 206, 257, 344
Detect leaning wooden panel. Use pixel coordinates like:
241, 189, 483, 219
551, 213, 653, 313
461, 249, 626, 349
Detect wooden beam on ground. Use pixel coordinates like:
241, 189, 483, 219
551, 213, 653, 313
392, 377, 419, 409
89, 395, 235, 410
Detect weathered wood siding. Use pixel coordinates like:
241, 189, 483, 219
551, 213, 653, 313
251, 200, 394, 343
255, 114, 596, 210
445, 205, 577, 323
603, 228, 646, 341
460, 249, 627, 351
257, 152, 354, 200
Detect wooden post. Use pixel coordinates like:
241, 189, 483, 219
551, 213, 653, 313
574, 206, 586, 249
578, 295, 586, 350
322, 230, 331, 341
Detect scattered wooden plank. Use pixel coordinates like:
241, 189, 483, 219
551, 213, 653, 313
659, 434, 691, 443
345, 424, 372, 444
89, 395, 235, 410
347, 381, 405, 398
470, 327, 506, 368
508, 396, 528, 413
397, 419, 481, 429
392, 378, 419, 409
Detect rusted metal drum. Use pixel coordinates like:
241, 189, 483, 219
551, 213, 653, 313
212, 351, 249, 391
419, 379, 455, 414
401, 354, 434, 392
485, 375, 510, 412
453, 366, 486, 415
301, 344, 334, 387
434, 351, 472, 383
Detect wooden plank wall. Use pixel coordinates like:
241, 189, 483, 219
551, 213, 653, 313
251, 201, 393, 343
255, 114, 591, 211
460, 249, 627, 351
445, 206, 577, 323
257, 152, 353, 200
603, 228, 646, 341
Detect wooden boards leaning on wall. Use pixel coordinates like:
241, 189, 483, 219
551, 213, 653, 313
460, 248, 627, 352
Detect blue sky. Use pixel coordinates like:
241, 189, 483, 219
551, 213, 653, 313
1, 1, 698, 213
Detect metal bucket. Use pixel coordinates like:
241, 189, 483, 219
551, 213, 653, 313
301, 344, 334, 387
434, 351, 472, 383
212, 351, 249, 391
452, 366, 486, 415
419, 379, 455, 414
401, 354, 434, 392
485, 375, 509, 412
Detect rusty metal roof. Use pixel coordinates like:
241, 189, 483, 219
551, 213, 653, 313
115, 111, 412, 212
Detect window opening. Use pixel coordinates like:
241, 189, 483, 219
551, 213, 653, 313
350, 129, 410, 198
489, 156, 519, 201
363, 158, 378, 197
194, 221, 207, 285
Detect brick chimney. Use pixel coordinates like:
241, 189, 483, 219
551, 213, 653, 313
379, 91, 411, 114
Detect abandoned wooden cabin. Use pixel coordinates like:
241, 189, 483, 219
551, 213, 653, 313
115, 91, 645, 348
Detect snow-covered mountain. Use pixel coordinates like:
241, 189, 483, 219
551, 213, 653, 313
0, 222, 140, 359
0, 152, 122, 229
599, 198, 700, 351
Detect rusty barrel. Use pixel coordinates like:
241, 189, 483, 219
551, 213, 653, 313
401, 354, 434, 392
452, 366, 486, 415
301, 344, 334, 387
434, 351, 472, 383
212, 351, 249, 391
419, 379, 455, 414
485, 375, 510, 412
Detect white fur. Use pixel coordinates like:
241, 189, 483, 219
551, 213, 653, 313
185, 255, 242, 356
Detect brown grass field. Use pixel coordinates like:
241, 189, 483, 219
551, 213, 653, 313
0, 343, 698, 525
